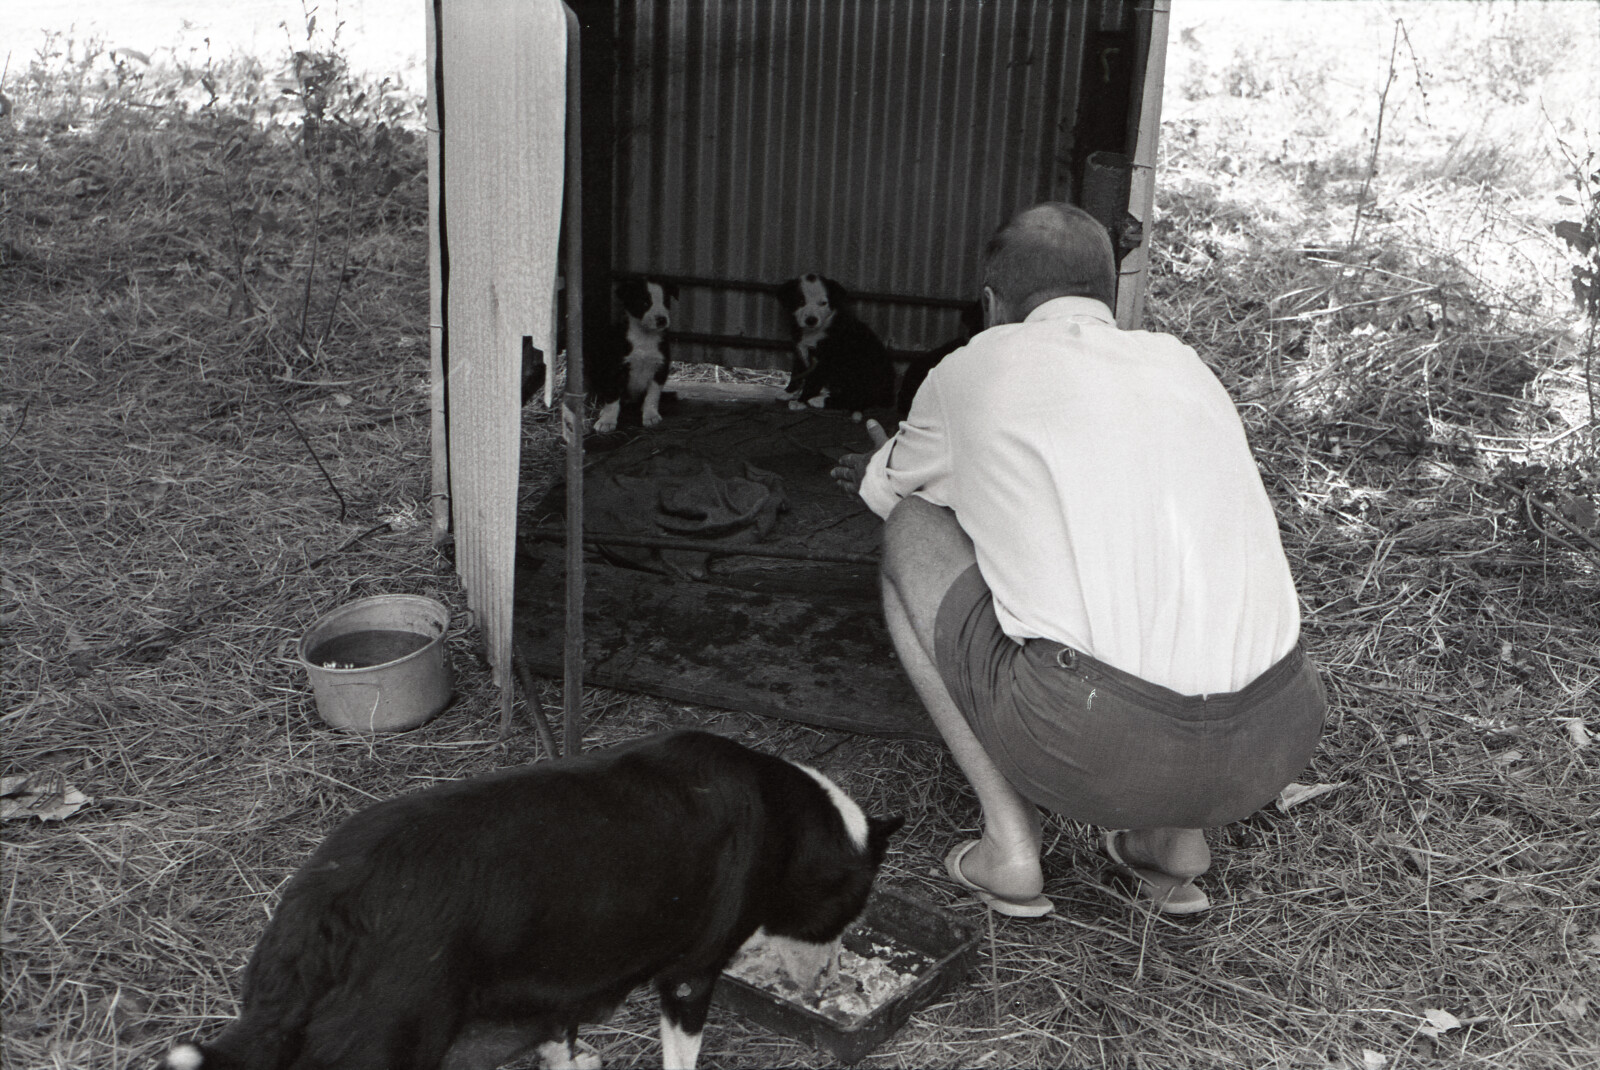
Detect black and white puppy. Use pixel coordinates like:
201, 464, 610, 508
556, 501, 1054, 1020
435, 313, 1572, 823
775, 273, 895, 421
160, 730, 901, 1070
590, 278, 677, 433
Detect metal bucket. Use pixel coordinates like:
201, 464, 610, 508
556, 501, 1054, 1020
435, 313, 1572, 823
297, 595, 454, 733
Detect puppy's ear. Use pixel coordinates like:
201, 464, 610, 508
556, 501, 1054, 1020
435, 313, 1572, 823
774, 278, 800, 306
825, 277, 851, 305
662, 281, 680, 303
614, 278, 645, 305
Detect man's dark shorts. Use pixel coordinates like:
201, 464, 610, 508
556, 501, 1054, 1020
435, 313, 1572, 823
934, 564, 1327, 829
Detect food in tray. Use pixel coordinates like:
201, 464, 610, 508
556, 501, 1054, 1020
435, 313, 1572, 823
723, 928, 933, 1026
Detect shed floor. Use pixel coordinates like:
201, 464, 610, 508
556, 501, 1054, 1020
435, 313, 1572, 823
514, 381, 933, 739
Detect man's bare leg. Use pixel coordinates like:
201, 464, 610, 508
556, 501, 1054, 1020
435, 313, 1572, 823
881, 496, 1042, 901
883, 497, 1213, 891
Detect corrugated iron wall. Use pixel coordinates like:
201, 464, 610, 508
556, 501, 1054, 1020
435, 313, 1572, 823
613, 0, 1122, 366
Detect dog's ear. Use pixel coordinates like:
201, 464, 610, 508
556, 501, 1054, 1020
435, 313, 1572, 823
661, 281, 680, 304
867, 813, 904, 858
614, 278, 645, 306
774, 278, 801, 307
824, 277, 851, 305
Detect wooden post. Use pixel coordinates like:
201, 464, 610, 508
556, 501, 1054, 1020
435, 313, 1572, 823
561, 2, 586, 757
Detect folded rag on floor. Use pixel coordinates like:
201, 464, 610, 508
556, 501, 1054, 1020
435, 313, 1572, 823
656, 463, 787, 541
584, 462, 788, 547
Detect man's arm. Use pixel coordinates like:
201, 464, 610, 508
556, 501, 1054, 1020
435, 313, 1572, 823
853, 368, 954, 519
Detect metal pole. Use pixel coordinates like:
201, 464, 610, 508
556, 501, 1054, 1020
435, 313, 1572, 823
560, 2, 585, 757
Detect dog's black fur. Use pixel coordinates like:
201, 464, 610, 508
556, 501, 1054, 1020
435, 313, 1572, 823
160, 731, 901, 1070
589, 278, 677, 433
893, 301, 985, 419
774, 274, 894, 419
521, 337, 548, 406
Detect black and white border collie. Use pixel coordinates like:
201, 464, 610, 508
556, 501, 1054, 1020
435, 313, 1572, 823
775, 273, 895, 421
160, 731, 901, 1070
590, 278, 677, 434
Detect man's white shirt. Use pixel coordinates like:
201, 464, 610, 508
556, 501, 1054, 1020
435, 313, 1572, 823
861, 297, 1300, 696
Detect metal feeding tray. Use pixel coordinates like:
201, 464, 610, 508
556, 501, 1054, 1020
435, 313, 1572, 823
716, 886, 980, 1064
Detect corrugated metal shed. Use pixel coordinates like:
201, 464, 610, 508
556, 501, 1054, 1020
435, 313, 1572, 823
610, 0, 1147, 363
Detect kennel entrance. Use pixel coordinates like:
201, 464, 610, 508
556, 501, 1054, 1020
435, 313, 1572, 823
511, 0, 1171, 740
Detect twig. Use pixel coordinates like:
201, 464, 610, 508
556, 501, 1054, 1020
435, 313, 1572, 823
1511, 485, 1600, 561
316, 184, 358, 352
987, 908, 1001, 1026
1269, 286, 1436, 322
1349, 20, 1403, 251
277, 399, 348, 522
511, 645, 562, 759
0, 400, 29, 452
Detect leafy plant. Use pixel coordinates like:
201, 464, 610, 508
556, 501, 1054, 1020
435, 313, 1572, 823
1553, 146, 1599, 431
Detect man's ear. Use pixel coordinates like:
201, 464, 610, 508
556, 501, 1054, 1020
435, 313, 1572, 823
981, 286, 1005, 328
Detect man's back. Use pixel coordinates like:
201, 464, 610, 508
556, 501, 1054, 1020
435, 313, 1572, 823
864, 296, 1299, 695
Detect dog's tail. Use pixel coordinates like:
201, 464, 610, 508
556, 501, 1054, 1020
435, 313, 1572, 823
160, 1027, 293, 1070
160, 1042, 229, 1070
156, 922, 323, 1070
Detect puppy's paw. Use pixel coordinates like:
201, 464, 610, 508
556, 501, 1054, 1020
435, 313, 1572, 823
806, 395, 827, 409
787, 399, 807, 411
642, 410, 663, 429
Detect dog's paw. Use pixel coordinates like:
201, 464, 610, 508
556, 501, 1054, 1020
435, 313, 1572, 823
787, 399, 807, 411
594, 415, 618, 433
806, 395, 827, 409
642, 410, 663, 429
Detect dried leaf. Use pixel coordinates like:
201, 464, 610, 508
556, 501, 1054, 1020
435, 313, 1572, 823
1419, 1008, 1461, 1038
1277, 781, 1345, 812
0, 773, 93, 822
1559, 495, 1597, 531
1554, 219, 1594, 255
1555, 995, 1591, 1022
1556, 717, 1592, 749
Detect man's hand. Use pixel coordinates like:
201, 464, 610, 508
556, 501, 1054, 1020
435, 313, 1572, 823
830, 419, 890, 496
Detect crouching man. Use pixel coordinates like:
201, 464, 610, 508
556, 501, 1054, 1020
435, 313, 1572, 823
836, 203, 1326, 915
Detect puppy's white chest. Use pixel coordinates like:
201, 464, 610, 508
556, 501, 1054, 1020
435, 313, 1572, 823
796, 329, 825, 366
625, 322, 666, 395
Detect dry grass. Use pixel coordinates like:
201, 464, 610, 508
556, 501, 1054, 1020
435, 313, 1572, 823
4, 9, 1599, 1070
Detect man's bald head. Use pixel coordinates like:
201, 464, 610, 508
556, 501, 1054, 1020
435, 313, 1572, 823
981, 202, 1117, 323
